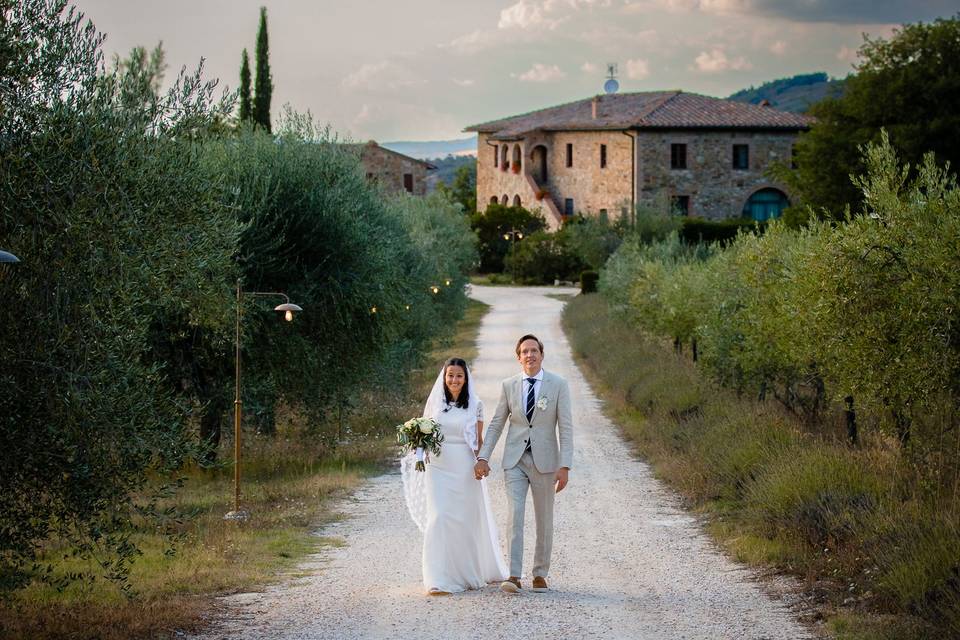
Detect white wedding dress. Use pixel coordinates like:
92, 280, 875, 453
401, 367, 508, 593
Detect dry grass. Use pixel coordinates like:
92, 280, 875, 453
0, 299, 490, 640
563, 293, 956, 640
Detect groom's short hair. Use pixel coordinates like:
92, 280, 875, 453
515, 334, 544, 356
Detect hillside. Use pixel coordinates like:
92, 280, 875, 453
381, 137, 476, 160
728, 72, 846, 113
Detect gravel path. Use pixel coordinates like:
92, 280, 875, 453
196, 285, 812, 640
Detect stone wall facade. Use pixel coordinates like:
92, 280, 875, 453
477, 128, 799, 223
359, 142, 431, 196
636, 130, 797, 219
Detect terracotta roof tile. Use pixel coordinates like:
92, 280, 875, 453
465, 91, 813, 137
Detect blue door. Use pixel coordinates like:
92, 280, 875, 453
742, 188, 789, 221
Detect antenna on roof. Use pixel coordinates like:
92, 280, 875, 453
604, 63, 619, 95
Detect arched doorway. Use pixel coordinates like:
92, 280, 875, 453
512, 145, 522, 172
513, 195, 522, 207
530, 145, 548, 185
742, 188, 789, 221
490, 195, 499, 205
500, 145, 509, 170
501, 194, 509, 205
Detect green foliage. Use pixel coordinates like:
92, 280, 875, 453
469, 204, 546, 273
679, 216, 760, 245
239, 48, 252, 122
564, 294, 960, 638
0, 0, 236, 592
437, 162, 477, 216
563, 215, 625, 271
602, 132, 960, 437
504, 229, 586, 284
778, 16, 960, 218
0, 1, 475, 595
253, 6, 272, 132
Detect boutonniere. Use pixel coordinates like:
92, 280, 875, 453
536, 396, 548, 411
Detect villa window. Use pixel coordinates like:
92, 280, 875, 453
599, 208, 608, 222
566, 143, 573, 168
600, 144, 607, 169
403, 174, 413, 193
494, 147, 499, 168
791, 144, 798, 170
671, 195, 690, 216
671, 144, 687, 170
733, 144, 749, 170
564, 198, 574, 216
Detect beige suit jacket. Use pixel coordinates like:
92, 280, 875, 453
478, 369, 573, 473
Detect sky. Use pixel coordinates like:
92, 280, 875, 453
74, 0, 959, 142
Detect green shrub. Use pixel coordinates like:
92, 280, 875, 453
580, 270, 599, 293
680, 216, 761, 244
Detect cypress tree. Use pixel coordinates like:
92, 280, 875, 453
239, 48, 252, 122
253, 6, 272, 132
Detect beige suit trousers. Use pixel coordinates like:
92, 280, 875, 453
504, 450, 555, 578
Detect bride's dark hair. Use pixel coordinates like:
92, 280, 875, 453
443, 357, 470, 409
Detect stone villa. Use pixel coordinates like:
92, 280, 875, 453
348, 141, 436, 196
465, 91, 813, 229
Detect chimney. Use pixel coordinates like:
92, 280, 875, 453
592, 95, 599, 119
759, 99, 771, 107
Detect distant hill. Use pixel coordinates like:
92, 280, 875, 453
728, 72, 846, 114
425, 155, 476, 192
381, 137, 477, 160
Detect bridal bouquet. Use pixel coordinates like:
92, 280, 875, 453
396, 417, 444, 471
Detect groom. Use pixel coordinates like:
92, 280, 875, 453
474, 334, 573, 594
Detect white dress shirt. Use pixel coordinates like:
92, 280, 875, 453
523, 368, 544, 415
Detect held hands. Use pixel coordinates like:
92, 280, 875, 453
474, 459, 490, 480
555, 467, 569, 493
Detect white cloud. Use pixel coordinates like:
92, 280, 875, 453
498, 0, 615, 31
342, 61, 426, 92
836, 45, 858, 63
513, 63, 567, 83
454, 78, 476, 87
499, 0, 568, 30
581, 61, 599, 73
625, 58, 650, 79
769, 40, 786, 55
691, 48, 752, 72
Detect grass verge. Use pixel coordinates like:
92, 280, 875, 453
1, 299, 490, 640
562, 293, 957, 640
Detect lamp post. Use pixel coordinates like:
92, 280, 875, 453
502, 228, 524, 283
224, 279, 303, 522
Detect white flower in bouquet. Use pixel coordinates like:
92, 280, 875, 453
537, 396, 548, 411
396, 416, 443, 471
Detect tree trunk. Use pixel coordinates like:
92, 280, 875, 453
893, 409, 911, 445
199, 394, 227, 464
844, 395, 858, 445
691, 338, 698, 362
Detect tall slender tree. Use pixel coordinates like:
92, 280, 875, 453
253, 6, 272, 132
239, 48, 252, 122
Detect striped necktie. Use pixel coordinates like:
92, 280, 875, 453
525, 377, 537, 423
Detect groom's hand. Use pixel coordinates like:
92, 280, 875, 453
474, 459, 490, 480
555, 467, 569, 493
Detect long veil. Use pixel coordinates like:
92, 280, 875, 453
401, 364, 484, 533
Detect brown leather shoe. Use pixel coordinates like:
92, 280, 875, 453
532, 576, 548, 592
500, 576, 521, 593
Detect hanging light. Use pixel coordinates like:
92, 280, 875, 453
430, 285, 440, 294
444, 279, 451, 286
275, 302, 302, 322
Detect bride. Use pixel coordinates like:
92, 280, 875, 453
401, 357, 508, 595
